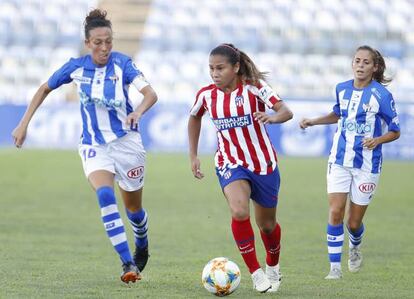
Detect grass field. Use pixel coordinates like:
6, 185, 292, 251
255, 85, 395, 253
0, 149, 413, 298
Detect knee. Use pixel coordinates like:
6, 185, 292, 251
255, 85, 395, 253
329, 207, 344, 225
347, 220, 361, 232
230, 208, 249, 221
257, 218, 276, 234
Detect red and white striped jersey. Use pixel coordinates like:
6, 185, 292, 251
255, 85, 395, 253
190, 80, 281, 175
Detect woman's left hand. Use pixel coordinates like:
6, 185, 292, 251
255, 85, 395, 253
362, 137, 379, 150
126, 111, 142, 129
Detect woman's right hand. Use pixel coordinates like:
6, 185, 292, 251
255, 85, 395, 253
299, 118, 313, 129
191, 157, 204, 179
12, 124, 28, 148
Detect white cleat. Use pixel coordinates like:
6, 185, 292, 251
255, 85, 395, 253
325, 267, 342, 279
348, 247, 363, 272
265, 264, 282, 292
251, 268, 272, 293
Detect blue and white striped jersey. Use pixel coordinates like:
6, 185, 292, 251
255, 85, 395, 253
329, 79, 400, 173
48, 51, 149, 145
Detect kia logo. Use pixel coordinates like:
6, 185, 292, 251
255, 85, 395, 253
127, 166, 144, 179
359, 183, 376, 193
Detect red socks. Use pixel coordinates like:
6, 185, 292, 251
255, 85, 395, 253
231, 218, 260, 273
260, 223, 281, 266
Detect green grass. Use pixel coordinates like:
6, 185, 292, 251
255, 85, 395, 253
0, 150, 413, 298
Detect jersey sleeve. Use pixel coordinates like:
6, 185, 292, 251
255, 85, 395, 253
332, 85, 341, 116
255, 80, 281, 108
190, 89, 207, 117
47, 58, 76, 90
124, 59, 148, 87
379, 94, 400, 132
131, 73, 150, 91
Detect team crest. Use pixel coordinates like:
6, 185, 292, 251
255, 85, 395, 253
223, 170, 232, 180
109, 74, 119, 84
362, 103, 372, 112
234, 95, 244, 107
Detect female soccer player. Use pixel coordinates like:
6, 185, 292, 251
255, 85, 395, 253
12, 9, 156, 283
188, 43, 293, 293
299, 45, 400, 279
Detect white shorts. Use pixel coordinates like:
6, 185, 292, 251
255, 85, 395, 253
78, 132, 146, 192
326, 163, 380, 206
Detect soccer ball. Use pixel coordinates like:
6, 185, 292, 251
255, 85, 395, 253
201, 257, 241, 296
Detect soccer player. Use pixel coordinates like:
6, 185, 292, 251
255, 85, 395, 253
12, 9, 156, 283
188, 43, 293, 293
299, 45, 400, 279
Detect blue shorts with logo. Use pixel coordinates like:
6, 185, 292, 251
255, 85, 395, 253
216, 165, 281, 208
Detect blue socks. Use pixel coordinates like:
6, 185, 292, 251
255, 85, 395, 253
96, 186, 132, 264
327, 223, 344, 269
347, 223, 365, 248
126, 208, 149, 249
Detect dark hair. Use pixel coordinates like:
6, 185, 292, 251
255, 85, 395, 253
210, 43, 267, 85
355, 45, 392, 85
84, 9, 112, 39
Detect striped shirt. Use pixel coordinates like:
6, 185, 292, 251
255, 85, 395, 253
48, 51, 149, 145
190, 80, 281, 175
329, 79, 400, 173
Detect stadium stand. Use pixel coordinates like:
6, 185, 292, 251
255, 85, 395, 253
0, 0, 413, 104
0, 0, 97, 104
135, 0, 413, 103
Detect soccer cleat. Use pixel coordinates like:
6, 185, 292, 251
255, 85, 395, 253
265, 264, 282, 292
325, 267, 342, 280
133, 246, 149, 272
251, 268, 272, 293
120, 262, 141, 283
348, 247, 363, 272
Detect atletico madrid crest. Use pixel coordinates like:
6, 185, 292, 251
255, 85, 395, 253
234, 95, 244, 107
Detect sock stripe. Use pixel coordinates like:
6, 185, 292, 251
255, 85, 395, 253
110, 233, 128, 246
136, 213, 148, 227
107, 226, 126, 237
130, 219, 148, 230
103, 212, 122, 223
329, 253, 342, 262
328, 241, 343, 247
327, 234, 344, 242
104, 218, 124, 231
101, 204, 118, 217
328, 246, 343, 254
236, 236, 255, 246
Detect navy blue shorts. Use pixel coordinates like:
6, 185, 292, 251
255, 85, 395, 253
216, 165, 281, 208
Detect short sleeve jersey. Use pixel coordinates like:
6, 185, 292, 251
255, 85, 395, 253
329, 79, 400, 173
190, 80, 282, 175
48, 51, 149, 145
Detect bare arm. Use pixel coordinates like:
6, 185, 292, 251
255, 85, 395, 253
126, 85, 158, 127
299, 111, 340, 129
188, 115, 204, 179
253, 101, 294, 124
363, 130, 400, 150
12, 82, 52, 148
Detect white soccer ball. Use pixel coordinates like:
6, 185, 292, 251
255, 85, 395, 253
201, 257, 241, 296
